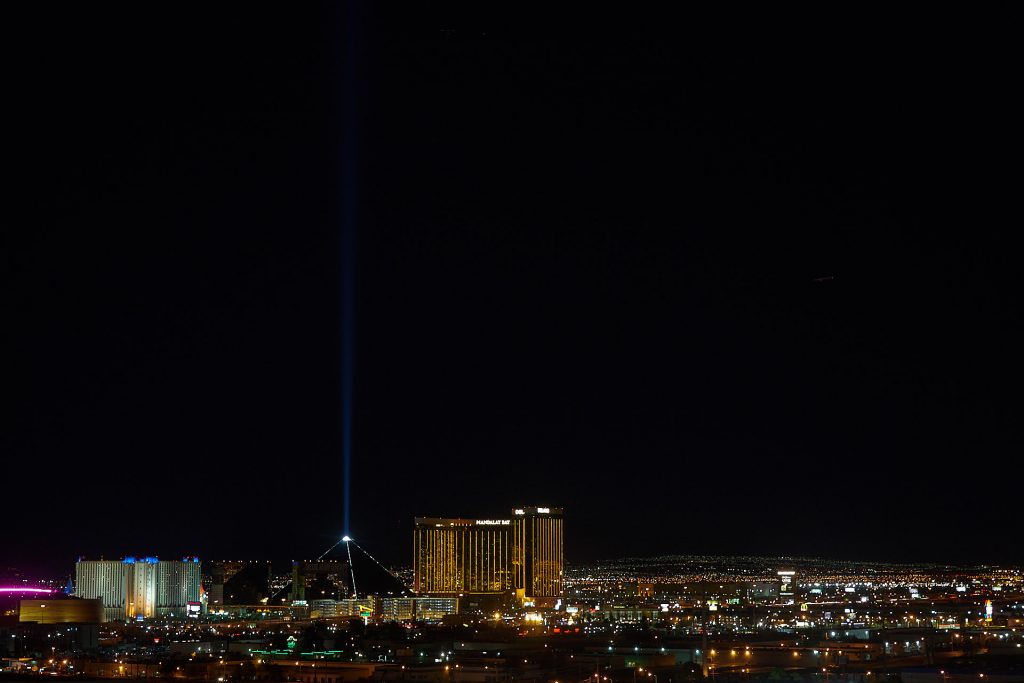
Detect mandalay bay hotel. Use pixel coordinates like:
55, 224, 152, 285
413, 506, 564, 612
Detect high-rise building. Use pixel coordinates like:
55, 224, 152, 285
126, 558, 158, 620
75, 557, 202, 621
512, 506, 564, 607
413, 517, 512, 595
156, 558, 202, 616
72, 560, 130, 623
412, 506, 563, 608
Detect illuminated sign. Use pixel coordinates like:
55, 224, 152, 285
778, 570, 795, 596
537, 507, 550, 514
514, 509, 525, 515
985, 600, 993, 621
475, 519, 510, 525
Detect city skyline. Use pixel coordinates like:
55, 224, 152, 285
9, 549, 1024, 586
5, 548, 1021, 681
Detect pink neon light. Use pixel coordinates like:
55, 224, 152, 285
0, 587, 54, 593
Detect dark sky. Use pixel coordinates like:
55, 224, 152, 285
5, 7, 1021, 574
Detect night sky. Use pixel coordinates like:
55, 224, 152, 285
5, 7, 1021, 574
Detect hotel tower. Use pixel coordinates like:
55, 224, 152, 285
413, 506, 563, 608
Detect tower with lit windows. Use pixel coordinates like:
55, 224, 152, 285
511, 506, 563, 607
412, 517, 512, 595
75, 556, 202, 621
412, 506, 563, 608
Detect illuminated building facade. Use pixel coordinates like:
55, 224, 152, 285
332, 596, 375, 618
75, 560, 130, 622
308, 599, 338, 618
19, 598, 103, 624
512, 506, 564, 607
415, 596, 458, 619
777, 569, 796, 602
156, 557, 202, 616
75, 557, 202, 621
378, 597, 415, 621
373, 597, 458, 621
413, 506, 563, 607
126, 558, 158, 619
413, 518, 512, 595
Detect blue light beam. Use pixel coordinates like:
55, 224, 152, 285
339, 5, 360, 539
